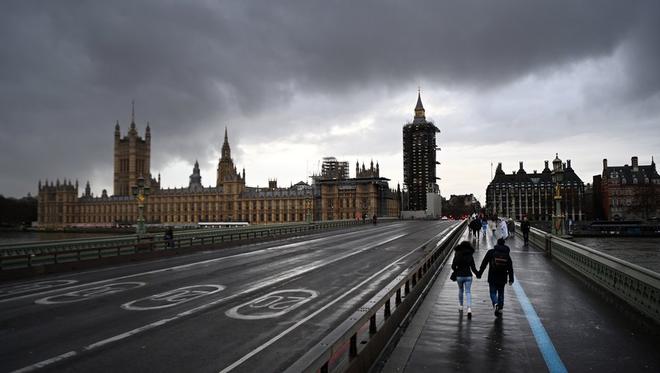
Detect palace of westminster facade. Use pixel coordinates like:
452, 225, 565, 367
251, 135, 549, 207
37, 111, 400, 227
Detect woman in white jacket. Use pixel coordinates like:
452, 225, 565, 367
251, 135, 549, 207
488, 217, 497, 238
498, 218, 509, 240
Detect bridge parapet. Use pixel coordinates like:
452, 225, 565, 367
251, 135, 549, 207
521, 225, 660, 325
286, 220, 466, 373
0, 220, 366, 275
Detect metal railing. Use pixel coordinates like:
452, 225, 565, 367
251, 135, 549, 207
0, 220, 363, 271
285, 220, 467, 373
519, 225, 660, 325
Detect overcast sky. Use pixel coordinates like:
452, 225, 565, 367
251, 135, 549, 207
1, 1, 659, 203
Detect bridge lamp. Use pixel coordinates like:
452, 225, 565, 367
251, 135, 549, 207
551, 154, 565, 236
132, 176, 151, 238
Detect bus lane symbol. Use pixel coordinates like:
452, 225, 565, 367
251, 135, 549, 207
122, 285, 225, 311
0, 280, 78, 298
226, 289, 318, 320
35, 282, 146, 305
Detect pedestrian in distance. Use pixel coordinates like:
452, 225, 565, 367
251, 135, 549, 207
498, 217, 509, 241
451, 241, 480, 319
478, 238, 514, 318
521, 216, 531, 246
488, 216, 497, 239
481, 214, 488, 238
163, 227, 175, 248
372, 214, 377, 225
469, 217, 481, 240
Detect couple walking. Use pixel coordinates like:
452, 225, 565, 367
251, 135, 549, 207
451, 238, 514, 319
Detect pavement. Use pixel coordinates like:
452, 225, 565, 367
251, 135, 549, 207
382, 228, 660, 372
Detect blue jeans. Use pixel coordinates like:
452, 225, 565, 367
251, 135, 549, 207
457, 276, 473, 307
489, 283, 505, 308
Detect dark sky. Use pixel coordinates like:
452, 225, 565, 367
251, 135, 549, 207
1, 1, 659, 201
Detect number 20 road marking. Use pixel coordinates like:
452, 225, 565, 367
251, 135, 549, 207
122, 285, 225, 311
0, 280, 78, 297
35, 282, 145, 304
226, 289, 318, 320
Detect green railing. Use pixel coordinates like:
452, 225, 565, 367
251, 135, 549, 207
285, 220, 466, 373
518, 224, 660, 325
0, 220, 364, 271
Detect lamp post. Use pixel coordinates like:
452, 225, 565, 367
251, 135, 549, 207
131, 176, 150, 238
305, 197, 312, 223
551, 154, 565, 236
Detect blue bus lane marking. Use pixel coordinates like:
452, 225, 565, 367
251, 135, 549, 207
512, 281, 568, 373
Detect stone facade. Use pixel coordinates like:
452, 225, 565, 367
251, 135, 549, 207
595, 156, 660, 221
37, 116, 400, 228
313, 158, 399, 221
113, 103, 156, 196
485, 155, 585, 221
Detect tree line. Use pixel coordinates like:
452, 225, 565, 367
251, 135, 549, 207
0, 195, 37, 226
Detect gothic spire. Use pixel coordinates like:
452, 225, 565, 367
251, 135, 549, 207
221, 126, 231, 159
414, 90, 426, 122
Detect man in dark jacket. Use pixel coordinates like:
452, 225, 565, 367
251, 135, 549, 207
478, 238, 514, 317
521, 216, 531, 246
469, 217, 481, 240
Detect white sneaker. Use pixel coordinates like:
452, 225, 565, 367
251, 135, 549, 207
467, 307, 472, 319
459, 304, 464, 312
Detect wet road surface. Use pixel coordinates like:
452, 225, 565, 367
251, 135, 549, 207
0, 220, 457, 373
382, 230, 660, 372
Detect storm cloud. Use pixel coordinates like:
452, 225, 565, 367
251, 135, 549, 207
1, 1, 659, 200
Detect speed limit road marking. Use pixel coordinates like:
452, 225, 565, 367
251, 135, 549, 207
122, 285, 225, 311
0, 280, 78, 298
35, 282, 146, 305
226, 289, 318, 320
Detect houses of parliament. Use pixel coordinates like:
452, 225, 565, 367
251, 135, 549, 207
37, 107, 400, 227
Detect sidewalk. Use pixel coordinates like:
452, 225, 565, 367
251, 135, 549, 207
381, 228, 660, 372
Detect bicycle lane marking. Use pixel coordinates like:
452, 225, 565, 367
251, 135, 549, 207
512, 281, 568, 373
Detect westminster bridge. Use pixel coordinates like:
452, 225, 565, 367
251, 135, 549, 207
0, 220, 659, 373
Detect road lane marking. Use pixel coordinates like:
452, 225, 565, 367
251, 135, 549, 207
122, 285, 225, 311
35, 282, 146, 304
226, 289, 318, 320
0, 280, 77, 298
84, 233, 405, 349
0, 225, 401, 304
10, 351, 77, 373
11, 231, 415, 372
11, 222, 457, 372
512, 281, 568, 373
218, 224, 458, 372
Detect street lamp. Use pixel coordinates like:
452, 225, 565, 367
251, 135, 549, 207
131, 176, 150, 238
305, 197, 312, 223
551, 154, 565, 236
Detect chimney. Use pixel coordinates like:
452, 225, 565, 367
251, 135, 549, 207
544, 160, 549, 169
519, 161, 524, 170
567, 159, 572, 169
632, 156, 639, 172
603, 158, 608, 170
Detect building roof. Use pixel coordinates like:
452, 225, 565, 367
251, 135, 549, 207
604, 164, 660, 184
489, 159, 584, 186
